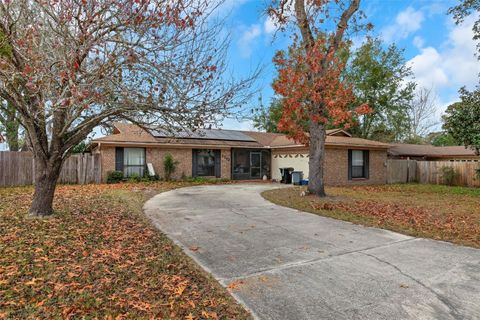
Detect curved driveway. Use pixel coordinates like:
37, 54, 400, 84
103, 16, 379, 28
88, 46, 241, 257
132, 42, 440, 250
144, 183, 480, 320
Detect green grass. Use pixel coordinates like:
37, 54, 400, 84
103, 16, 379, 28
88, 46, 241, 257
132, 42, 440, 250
378, 183, 480, 196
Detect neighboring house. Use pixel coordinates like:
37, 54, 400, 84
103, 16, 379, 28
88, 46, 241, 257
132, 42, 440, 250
90, 123, 390, 185
389, 144, 479, 162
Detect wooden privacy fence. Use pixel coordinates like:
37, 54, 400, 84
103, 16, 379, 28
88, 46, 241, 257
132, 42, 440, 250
0, 151, 101, 187
387, 159, 480, 187
387, 159, 417, 184
416, 161, 480, 188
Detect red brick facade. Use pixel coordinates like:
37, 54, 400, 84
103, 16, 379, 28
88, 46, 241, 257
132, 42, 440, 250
99, 146, 115, 182
146, 148, 192, 180
93, 123, 389, 184
99, 146, 231, 182
99, 145, 386, 184
272, 147, 387, 185
220, 149, 232, 179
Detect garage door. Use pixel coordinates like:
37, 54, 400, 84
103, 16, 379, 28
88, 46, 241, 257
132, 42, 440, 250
271, 153, 309, 181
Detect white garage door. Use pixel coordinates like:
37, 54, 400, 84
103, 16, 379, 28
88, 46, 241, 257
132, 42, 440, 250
271, 153, 309, 181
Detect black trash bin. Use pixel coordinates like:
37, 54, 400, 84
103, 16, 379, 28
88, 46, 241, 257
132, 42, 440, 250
279, 167, 294, 184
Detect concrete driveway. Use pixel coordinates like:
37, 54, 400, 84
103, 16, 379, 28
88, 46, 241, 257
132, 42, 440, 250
144, 184, 480, 320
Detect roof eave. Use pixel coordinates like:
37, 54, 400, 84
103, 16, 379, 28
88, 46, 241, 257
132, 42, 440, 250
270, 143, 389, 149
90, 140, 266, 149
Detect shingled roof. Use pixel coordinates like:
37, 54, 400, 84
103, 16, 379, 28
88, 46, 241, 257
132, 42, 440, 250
268, 134, 390, 149
388, 143, 478, 158
92, 123, 389, 149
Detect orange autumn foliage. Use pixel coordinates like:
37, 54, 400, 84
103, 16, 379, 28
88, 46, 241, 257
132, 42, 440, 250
272, 36, 372, 145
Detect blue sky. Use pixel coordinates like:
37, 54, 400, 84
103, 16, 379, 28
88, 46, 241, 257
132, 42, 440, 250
220, 0, 480, 131
0, 0, 478, 150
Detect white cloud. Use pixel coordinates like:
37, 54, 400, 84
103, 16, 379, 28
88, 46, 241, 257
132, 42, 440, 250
382, 6, 425, 43
413, 36, 424, 49
407, 14, 480, 117
264, 16, 276, 34
221, 118, 255, 131
408, 47, 449, 89
408, 14, 480, 91
423, 1, 450, 17
237, 24, 262, 58
441, 18, 480, 88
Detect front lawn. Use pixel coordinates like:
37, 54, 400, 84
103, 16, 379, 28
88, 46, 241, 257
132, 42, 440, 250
0, 182, 251, 319
262, 184, 480, 248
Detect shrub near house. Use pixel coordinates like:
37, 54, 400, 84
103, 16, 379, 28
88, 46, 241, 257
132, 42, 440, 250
163, 153, 178, 181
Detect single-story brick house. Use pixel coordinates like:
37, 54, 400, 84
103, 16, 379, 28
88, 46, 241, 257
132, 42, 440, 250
91, 123, 390, 185
388, 144, 479, 162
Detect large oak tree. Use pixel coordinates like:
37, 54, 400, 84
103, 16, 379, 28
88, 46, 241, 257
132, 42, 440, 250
445, 1, 480, 153
443, 88, 480, 154
0, 0, 257, 216
269, 0, 369, 196
345, 37, 416, 142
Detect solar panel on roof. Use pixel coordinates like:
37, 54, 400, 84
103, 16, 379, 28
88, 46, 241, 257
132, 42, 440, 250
150, 128, 257, 142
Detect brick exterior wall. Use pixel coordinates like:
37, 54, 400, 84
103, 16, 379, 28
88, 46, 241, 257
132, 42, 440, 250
325, 148, 387, 185
272, 147, 387, 185
148, 147, 230, 180
99, 146, 231, 182
100, 144, 386, 184
220, 149, 231, 179
100, 146, 115, 182
146, 148, 192, 180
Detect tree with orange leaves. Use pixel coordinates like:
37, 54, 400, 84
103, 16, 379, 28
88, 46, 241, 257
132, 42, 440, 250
269, 0, 371, 196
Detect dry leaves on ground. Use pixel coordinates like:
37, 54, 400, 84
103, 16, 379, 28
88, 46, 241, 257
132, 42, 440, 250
0, 182, 251, 319
263, 184, 480, 248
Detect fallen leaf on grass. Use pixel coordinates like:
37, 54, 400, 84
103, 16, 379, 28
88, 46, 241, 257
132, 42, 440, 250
187, 300, 196, 308
0, 183, 251, 319
201, 310, 219, 319
24, 278, 43, 286
175, 284, 187, 297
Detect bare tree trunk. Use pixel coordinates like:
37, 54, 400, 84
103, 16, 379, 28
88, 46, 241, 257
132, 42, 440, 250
29, 156, 63, 217
308, 121, 326, 197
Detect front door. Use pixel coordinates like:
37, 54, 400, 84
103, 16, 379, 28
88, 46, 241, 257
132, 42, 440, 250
250, 152, 261, 179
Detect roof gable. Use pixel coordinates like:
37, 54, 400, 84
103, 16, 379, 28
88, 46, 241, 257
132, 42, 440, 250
326, 129, 352, 137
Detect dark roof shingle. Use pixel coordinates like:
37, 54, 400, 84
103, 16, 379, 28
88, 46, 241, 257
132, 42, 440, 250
92, 123, 389, 149
388, 143, 477, 157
